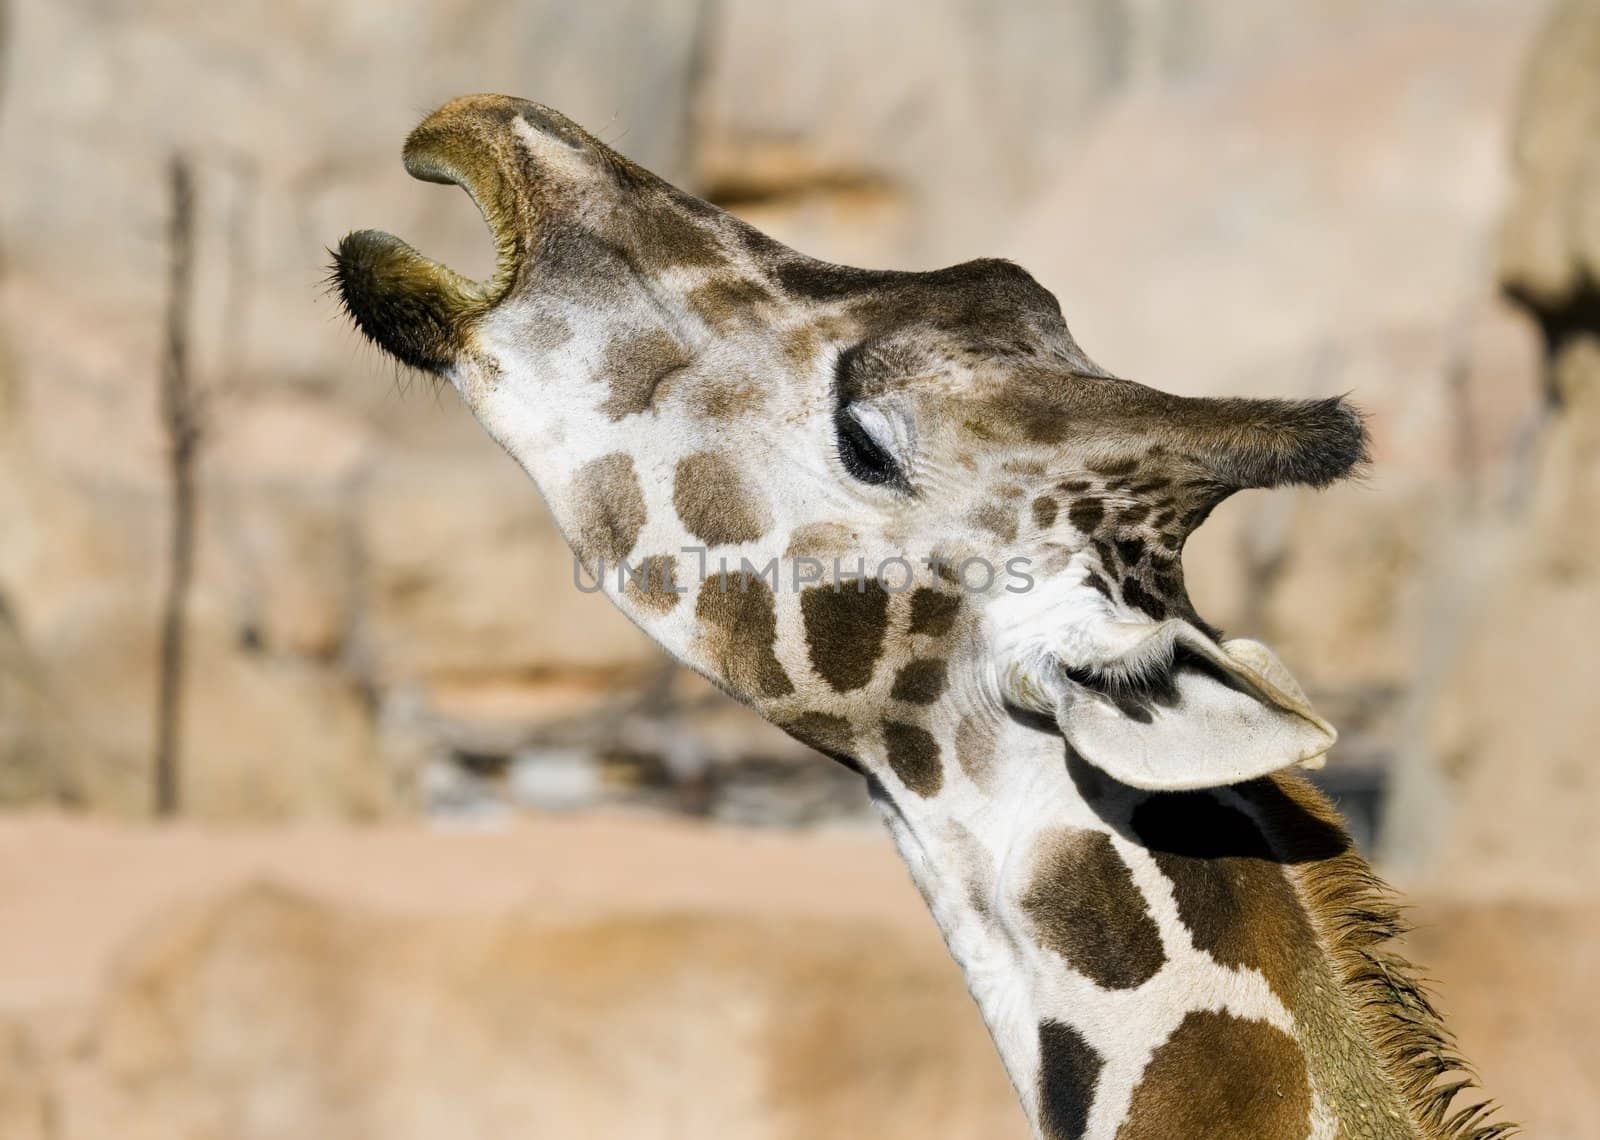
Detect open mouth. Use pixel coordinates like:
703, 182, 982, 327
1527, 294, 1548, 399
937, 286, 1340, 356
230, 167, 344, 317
331, 96, 534, 373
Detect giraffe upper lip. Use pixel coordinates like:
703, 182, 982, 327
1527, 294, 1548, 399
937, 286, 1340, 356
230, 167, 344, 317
397, 128, 523, 309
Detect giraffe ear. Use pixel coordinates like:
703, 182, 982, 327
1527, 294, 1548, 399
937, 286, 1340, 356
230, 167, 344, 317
1005, 619, 1336, 791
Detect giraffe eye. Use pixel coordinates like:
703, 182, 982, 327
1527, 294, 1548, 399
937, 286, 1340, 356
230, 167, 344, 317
833, 343, 908, 490
835, 401, 904, 487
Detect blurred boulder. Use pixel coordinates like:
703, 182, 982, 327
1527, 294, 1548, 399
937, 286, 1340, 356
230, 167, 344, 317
46, 884, 1022, 1140
694, 0, 1128, 265
174, 620, 385, 820
1418, 354, 1600, 893
1397, 0, 1600, 892
0, 1017, 49, 1140
12, 878, 1596, 1139
1498, 0, 1600, 323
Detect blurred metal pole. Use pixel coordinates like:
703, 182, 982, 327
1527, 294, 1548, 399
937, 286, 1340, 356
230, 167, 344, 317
154, 155, 198, 817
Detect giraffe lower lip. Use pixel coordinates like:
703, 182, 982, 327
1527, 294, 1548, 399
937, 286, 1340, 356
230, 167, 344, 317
331, 228, 488, 373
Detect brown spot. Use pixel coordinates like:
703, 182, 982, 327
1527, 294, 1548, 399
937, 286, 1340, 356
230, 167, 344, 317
691, 374, 766, 420
1121, 577, 1167, 620
975, 387, 1072, 444
1041, 546, 1074, 575
1131, 793, 1315, 1007
525, 314, 573, 352
890, 658, 947, 704
908, 587, 960, 636
598, 329, 691, 420
1119, 502, 1151, 526
801, 582, 890, 692
1058, 479, 1091, 494
1032, 496, 1059, 530
673, 451, 769, 546
1038, 1021, 1103, 1140
1150, 561, 1185, 606
922, 551, 966, 587
571, 453, 647, 568
955, 716, 995, 790
695, 574, 794, 698
623, 553, 681, 613
783, 711, 856, 765
1067, 498, 1104, 533
1020, 828, 1165, 990
639, 204, 726, 268
969, 501, 1018, 543
1003, 459, 1048, 478
687, 276, 775, 329
1116, 1011, 1310, 1140
883, 721, 942, 797
781, 324, 819, 364
1088, 455, 1140, 477
943, 820, 998, 922
1084, 571, 1115, 603
785, 522, 855, 559
1113, 537, 1145, 568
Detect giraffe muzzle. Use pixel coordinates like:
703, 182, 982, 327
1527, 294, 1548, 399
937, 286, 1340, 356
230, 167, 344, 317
331, 95, 588, 373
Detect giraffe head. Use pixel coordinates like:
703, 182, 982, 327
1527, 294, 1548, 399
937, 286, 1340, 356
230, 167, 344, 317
335, 95, 1367, 800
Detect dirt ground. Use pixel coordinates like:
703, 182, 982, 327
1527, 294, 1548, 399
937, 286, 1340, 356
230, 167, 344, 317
0, 813, 1594, 1138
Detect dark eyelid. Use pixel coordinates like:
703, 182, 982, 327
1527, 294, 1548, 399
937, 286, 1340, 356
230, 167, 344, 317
833, 342, 867, 403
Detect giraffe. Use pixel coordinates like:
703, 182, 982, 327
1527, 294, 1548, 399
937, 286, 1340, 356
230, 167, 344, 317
332, 96, 1511, 1140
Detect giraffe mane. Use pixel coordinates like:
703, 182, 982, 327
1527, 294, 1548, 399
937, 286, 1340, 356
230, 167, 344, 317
1265, 775, 1518, 1140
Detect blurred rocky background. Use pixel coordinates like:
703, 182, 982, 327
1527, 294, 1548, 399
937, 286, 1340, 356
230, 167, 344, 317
0, 0, 1597, 1136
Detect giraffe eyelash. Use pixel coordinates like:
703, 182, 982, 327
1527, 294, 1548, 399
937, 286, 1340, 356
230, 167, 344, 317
835, 401, 906, 487
832, 346, 911, 490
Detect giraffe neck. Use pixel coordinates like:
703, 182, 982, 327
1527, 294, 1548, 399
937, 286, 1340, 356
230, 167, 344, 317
867, 711, 1475, 1140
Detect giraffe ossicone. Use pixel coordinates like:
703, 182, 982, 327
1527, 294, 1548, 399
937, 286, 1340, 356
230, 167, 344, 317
334, 95, 1507, 1140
